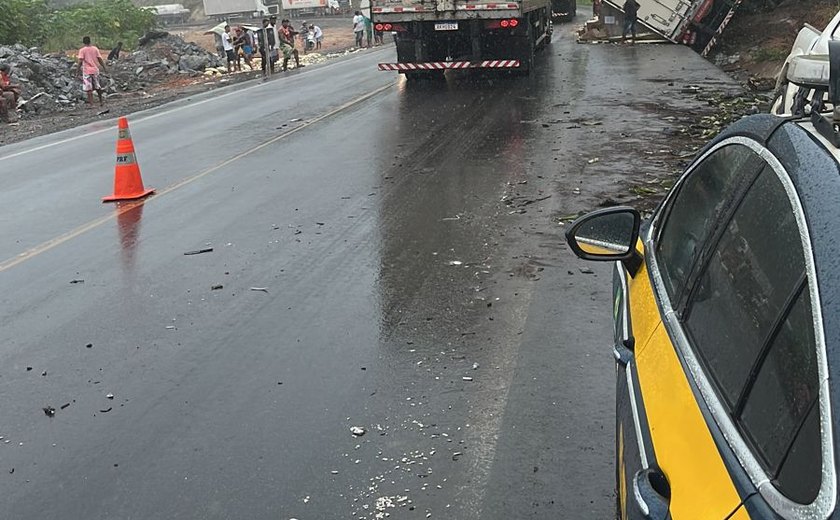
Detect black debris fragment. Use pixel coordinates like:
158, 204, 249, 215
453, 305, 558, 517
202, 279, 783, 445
86, 343, 93, 348
100, 407, 112, 413
60, 403, 70, 410
184, 248, 213, 256
211, 284, 224, 290
43, 406, 55, 417
69, 279, 85, 284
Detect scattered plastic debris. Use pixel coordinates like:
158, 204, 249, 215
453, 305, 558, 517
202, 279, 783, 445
211, 284, 224, 290
106, 393, 115, 399
448, 261, 463, 266
350, 426, 366, 436
99, 407, 112, 413
587, 158, 600, 164
184, 248, 213, 256
69, 279, 85, 284
250, 287, 269, 293
42, 406, 55, 417
462, 376, 473, 382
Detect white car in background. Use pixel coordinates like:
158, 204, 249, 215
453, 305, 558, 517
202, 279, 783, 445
772, 9, 840, 115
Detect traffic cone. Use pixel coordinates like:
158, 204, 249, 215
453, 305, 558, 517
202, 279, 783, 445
102, 117, 155, 202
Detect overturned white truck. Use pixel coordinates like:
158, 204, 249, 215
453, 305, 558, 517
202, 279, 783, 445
602, 0, 741, 55
373, 0, 553, 76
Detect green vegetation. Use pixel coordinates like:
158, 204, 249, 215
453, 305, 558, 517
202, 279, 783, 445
0, 0, 157, 51
752, 46, 788, 63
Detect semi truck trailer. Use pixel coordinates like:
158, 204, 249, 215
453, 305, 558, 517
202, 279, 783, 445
373, 0, 552, 76
203, 0, 280, 20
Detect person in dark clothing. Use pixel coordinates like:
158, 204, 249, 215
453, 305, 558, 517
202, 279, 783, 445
258, 18, 276, 75
107, 42, 123, 62
622, 0, 640, 43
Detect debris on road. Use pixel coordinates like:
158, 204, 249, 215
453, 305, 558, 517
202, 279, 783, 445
99, 407, 112, 413
42, 406, 55, 417
462, 376, 473, 382
211, 284, 224, 290
250, 287, 269, 293
69, 279, 85, 284
184, 248, 213, 256
350, 426, 366, 436
60, 403, 70, 410
106, 393, 115, 400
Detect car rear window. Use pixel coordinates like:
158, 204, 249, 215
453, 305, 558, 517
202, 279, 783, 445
656, 144, 761, 306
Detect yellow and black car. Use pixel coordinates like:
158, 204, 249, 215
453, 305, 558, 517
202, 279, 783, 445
566, 110, 840, 519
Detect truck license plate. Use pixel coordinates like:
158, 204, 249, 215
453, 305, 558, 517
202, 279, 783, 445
434, 22, 459, 31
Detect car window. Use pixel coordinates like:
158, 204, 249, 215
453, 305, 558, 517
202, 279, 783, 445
656, 144, 761, 305
684, 168, 806, 408
740, 285, 819, 488
774, 401, 822, 504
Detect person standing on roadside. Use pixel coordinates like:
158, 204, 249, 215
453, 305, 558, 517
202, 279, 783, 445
0, 63, 21, 124
258, 17, 276, 75
352, 11, 365, 48
222, 25, 239, 73
278, 18, 303, 71
311, 24, 323, 51
238, 27, 255, 70
364, 13, 373, 48
76, 36, 107, 108
622, 0, 640, 43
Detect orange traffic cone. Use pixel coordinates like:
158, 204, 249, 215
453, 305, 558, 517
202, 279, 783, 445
102, 117, 155, 202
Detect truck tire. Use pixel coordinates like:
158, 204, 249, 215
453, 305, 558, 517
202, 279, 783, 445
518, 17, 536, 75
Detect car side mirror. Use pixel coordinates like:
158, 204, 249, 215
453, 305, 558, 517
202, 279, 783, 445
565, 207, 643, 275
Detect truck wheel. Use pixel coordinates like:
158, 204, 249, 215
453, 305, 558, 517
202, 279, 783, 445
518, 20, 536, 75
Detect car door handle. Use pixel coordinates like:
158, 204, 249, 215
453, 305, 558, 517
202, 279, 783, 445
633, 468, 671, 520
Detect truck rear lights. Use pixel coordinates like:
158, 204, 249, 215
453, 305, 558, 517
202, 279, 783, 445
375, 23, 395, 31
487, 19, 520, 29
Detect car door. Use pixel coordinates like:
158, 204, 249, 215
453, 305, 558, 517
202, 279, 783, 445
618, 141, 767, 519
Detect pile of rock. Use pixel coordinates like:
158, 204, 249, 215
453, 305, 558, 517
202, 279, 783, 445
0, 44, 83, 111
0, 31, 224, 115
121, 31, 224, 74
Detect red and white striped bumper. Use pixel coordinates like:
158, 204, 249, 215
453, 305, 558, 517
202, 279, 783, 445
378, 60, 521, 71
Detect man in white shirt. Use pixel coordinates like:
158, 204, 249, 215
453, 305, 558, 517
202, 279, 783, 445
221, 25, 238, 72
311, 24, 323, 51
352, 11, 365, 48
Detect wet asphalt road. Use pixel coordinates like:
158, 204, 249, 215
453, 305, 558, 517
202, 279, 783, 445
0, 20, 738, 519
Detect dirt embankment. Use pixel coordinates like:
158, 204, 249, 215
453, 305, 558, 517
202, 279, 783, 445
712, 0, 837, 84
